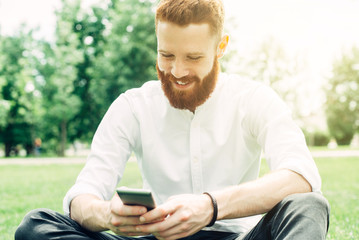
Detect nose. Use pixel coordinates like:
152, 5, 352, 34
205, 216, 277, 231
171, 59, 189, 79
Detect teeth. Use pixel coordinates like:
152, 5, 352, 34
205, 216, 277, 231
177, 81, 187, 85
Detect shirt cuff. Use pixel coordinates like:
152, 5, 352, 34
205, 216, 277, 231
277, 158, 322, 194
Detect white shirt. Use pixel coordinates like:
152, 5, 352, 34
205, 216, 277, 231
63, 73, 321, 234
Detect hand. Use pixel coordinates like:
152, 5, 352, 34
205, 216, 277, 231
134, 194, 213, 240
106, 193, 151, 236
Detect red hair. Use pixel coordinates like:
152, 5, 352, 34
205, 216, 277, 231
155, 0, 225, 41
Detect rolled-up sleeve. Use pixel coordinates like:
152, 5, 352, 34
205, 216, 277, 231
63, 94, 139, 216
247, 84, 321, 193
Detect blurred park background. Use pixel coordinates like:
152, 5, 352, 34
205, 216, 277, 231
1, 1, 359, 239
0, 0, 359, 157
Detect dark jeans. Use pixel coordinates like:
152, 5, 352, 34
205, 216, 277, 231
15, 192, 329, 240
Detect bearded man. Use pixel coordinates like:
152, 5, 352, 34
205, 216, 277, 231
16, 0, 329, 239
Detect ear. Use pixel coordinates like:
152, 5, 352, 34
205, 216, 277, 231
216, 34, 229, 58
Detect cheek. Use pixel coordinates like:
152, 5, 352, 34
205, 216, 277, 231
157, 58, 170, 73
198, 60, 214, 78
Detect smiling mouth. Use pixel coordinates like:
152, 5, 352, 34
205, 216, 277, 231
173, 80, 195, 90
176, 81, 188, 85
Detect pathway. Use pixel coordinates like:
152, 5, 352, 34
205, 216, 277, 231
1, 151, 358, 165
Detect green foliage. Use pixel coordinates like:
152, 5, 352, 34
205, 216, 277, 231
33, 0, 157, 155
326, 46, 359, 145
0, 31, 41, 156
20, 0, 158, 156
89, 0, 157, 117
303, 129, 331, 147
70, 5, 107, 142
234, 37, 304, 119
41, 0, 83, 156
313, 131, 331, 147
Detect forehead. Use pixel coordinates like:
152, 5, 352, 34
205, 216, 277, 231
157, 21, 217, 53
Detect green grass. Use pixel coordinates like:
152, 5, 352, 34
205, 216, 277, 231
1, 157, 358, 239
316, 157, 359, 239
0, 164, 80, 239
0, 162, 142, 239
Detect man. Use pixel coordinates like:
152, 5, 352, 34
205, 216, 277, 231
16, 0, 329, 239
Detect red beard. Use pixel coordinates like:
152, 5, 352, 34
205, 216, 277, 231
157, 59, 219, 112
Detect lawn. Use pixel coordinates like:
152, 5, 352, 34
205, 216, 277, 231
0, 156, 358, 239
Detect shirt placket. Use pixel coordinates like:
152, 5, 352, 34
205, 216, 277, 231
189, 116, 203, 194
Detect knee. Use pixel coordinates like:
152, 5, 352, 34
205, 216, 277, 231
284, 192, 330, 228
15, 208, 54, 240
286, 192, 330, 214
308, 193, 330, 213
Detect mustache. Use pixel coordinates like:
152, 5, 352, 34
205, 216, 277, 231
156, 58, 219, 111
161, 72, 200, 84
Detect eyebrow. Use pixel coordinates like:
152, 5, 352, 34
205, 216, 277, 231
158, 50, 171, 54
158, 49, 205, 56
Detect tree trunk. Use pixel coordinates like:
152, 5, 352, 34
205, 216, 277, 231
5, 142, 12, 157
25, 144, 34, 156
59, 120, 67, 157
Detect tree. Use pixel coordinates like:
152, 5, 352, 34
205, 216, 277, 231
35, 0, 157, 155
38, 0, 83, 156
48, 0, 158, 146
0, 31, 41, 156
233, 37, 305, 119
325, 46, 359, 145
70, 5, 107, 143
1, 0, 161, 156
0, 37, 10, 128
89, 0, 157, 118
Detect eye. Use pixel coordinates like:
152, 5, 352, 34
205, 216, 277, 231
160, 53, 174, 58
187, 56, 202, 61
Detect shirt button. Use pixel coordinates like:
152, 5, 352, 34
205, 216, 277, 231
193, 157, 199, 163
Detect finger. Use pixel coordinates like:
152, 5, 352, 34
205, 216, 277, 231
111, 222, 151, 236
111, 192, 148, 217
114, 230, 151, 237
139, 208, 201, 239
141, 211, 167, 224
116, 224, 162, 235
110, 215, 143, 227
112, 204, 148, 217
136, 213, 180, 234
139, 204, 176, 223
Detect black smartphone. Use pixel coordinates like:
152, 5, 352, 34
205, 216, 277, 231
116, 188, 156, 210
